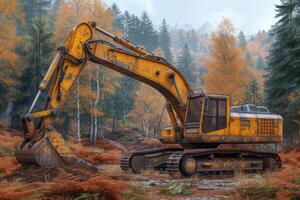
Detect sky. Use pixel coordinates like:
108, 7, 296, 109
103, 0, 281, 35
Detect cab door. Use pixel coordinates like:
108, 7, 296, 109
203, 96, 228, 133
184, 95, 204, 134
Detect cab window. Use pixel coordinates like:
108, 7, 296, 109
185, 96, 203, 128
203, 98, 227, 133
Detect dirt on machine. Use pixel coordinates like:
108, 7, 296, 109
15, 22, 283, 176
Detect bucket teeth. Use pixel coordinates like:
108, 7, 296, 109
15, 130, 96, 170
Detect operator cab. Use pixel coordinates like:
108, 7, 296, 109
184, 92, 229, 134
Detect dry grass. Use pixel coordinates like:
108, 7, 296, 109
0, 129, 127, 199
232, 146, 300, 199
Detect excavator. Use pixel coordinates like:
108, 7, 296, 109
15, 22, 283, 176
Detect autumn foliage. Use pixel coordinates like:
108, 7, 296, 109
0, 129, 127, 199
204, 18, 250, 105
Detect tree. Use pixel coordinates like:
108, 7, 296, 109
14, 16, 55, 117
54, 0, 119, 142
139, 11, 158, 51
21, 0, 51, 25
128, 84, 168, 137
204, 18, 250, 105
245, 79, 262, 104
111, 76, 138, 122
238, 31, 247, 50
176, 43, 196, 86
28, 17, 55, 90
111, 3, 124, 32
265, 0, 300, 144
0, 0, 23, 125
121, 11, 131, 40
245, 51, 254, 66
158, 19, 173, 63
186, 30, 198, 52
255, 55, 268, 69
128, 14, 142, 44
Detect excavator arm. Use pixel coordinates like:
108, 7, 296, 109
16, 22, 191, 168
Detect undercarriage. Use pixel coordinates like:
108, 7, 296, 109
120, 146, 281, 176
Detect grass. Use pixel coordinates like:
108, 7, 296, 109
160, 182, 193, 196
73, 193, 107, 200
294, 176, 300, 185
0, 145, 14, 157
120, 135, 143, 142
238, 185, 279, 200
124, 182, 147, 200
291, 194, 300, 200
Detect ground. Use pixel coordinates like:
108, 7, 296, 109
0, 129, 299, 200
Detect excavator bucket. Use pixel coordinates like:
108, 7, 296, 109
15, 129, 96, 170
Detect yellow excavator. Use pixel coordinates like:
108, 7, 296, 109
15, 22, 283, 176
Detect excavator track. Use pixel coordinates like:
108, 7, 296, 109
120, 147, 183, 173
167, 149, 281, 176
120, 153, 132, 171
166, 153, 183, 175
121, 148, 281, 176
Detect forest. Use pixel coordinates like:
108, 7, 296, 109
0, 0, 300, 199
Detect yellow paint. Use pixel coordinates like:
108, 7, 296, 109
47, 130, 71, 155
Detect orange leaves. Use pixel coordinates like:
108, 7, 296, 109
54, 0, 114, 44
128, 84, 170, 135
45, 177, 125, 200
204, 18, 250, 105
55, 1, 120, 125
247, 31, 271, 62
0, 129, 126, 200
0, 0, 23, 88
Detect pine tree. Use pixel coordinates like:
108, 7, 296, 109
245, 51, 254, 66
111, 3, 124, 32
139, 11, 158, 51
129, 14, 142, 45
122, 11, 131, 40
14, 17, 55, 112
187, 30, 198, 52
21, 0, 51, 25
112, 76, 138, 121
158, 19, 173, 63
177, 43, 196, 86
245, 79, 262, 104
255, 55, 268, 69
238, 31, 247, 50
11, 0, 53, 125
265, 0, 300, 143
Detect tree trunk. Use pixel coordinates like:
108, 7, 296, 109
98, 117, 104, 139
123, 104, 126, 123
93, 65, 100, 144
76, 79, 81, 142
112, 115, 116, 134
2, 102, 13, 127
89, 65, 93, 143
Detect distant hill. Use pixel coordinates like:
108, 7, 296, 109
197, 21, 214, 35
